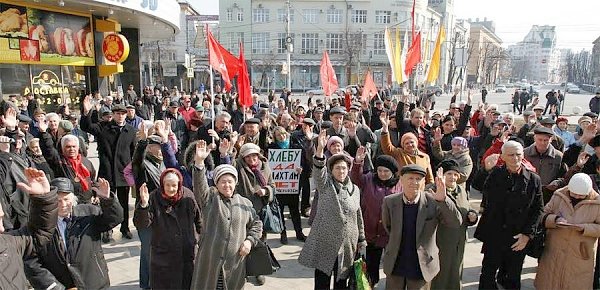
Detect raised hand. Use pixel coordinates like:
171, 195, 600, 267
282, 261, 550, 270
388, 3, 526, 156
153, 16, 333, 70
139, 183, 149, 208
347, 121, 357, 137
207, 129, 220, 141
484, 154, 500, 171
38, 119, 48, 133
582, 123, 597, 143
194, 140, 211, 165
1, 107, 17, 130
433, 127, 443, 143
355, 146, 367, 163
96, 178, 111, 199
500, 130, 510, 143
577, 151, 590, 167
432, 167, 447, 201
219, 138, 231, 156
138, 122, 148, 140
467, 90, 472, 105
82, 95, 93, 114
164, 118, 172, 134
17, 168, 50, 196
316, 129, 328, 157
154, 120, 168, 141
380, 114, 389, 132
229, 131, 239, 145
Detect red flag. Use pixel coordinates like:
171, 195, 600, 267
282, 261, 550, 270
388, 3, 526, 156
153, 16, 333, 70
237, 42, 252, 108
361, 70, 377, 102
211, 35, 240, 80
207, 27, 232, 91
411, 0, 416, 41
404, 32, 421, 76
319, 50, 339, 96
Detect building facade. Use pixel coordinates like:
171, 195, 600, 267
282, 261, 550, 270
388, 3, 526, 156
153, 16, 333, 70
591, 36, 600, 86
218, 0, 451, 92
465, 18, 503, 85
508, 25, 561, 83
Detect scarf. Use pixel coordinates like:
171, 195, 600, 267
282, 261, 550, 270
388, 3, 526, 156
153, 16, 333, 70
276, 139, 290, 149
250, 161, 267, 187
373, 174, 399, 188
66, 154, 91, 191
160, 168, 184, 205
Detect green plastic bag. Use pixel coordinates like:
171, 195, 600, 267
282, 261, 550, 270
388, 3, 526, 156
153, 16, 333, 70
352, 257, 372, 290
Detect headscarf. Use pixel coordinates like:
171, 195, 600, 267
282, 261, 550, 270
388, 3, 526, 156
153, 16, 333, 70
159, 168, 184, 204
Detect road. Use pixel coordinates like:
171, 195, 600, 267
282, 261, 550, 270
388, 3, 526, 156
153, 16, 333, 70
101, 85, 596, 289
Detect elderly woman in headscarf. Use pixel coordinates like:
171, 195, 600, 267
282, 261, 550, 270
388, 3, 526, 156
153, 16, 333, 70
428, 160, 478, 290
299, 130, 366, 289
191, 141, 263, 290
535, 173, 600, 290
351, 146, 401, 287
234, 142, 275, 285
431, 133, 473, 187
133, 168, 201, 290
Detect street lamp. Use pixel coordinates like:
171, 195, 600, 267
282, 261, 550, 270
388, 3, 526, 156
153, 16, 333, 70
301, 69, 307, 93
272, 68, 277, 92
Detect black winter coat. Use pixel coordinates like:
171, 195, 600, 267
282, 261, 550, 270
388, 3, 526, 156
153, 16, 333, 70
133, 187, 201, 290
474, 166, 543, 245
80, 115, 136, 187
1, 190, 58, 289
28, 193, 124, 290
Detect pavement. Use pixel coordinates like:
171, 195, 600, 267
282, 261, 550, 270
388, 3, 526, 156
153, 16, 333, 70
98, 86, 593, 289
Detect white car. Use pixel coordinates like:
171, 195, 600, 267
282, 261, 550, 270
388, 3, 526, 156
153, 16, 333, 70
306, 88, 324, 95
567, 85, 580, 94
495, 85, 507, 93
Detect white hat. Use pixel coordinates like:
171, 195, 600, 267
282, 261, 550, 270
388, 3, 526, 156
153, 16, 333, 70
213, 164, 238, 184
238, 143, 262, 159
568, 173, 593, 196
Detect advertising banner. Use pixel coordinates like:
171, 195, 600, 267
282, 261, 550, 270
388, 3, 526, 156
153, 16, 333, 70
268, 149, 302, 195
0, 1, 94, 66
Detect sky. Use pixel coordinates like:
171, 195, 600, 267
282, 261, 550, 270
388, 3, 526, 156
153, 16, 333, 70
194, 0, 600, 51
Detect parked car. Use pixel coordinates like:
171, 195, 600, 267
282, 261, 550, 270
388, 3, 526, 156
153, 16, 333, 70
425, 85, 443, 96
566, 84, 581, 93
495, 85, 507, 93
306, 87, 324, 95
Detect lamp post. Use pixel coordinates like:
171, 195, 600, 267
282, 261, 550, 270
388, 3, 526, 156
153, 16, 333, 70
301, 69, 307, 93
272, 68, 277, 92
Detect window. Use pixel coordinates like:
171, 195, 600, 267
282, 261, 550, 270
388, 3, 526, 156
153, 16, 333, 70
253, 8, 270, 23
226, 9, 233, 22
352, 10, 367, 23
302, 9, 319, 24
277, 8, 294, 22
301, 33, 319, 54
326, 33, 343, 54
277, 33, 294, 53
375, 10, 391, 24
227, 32, 244, 54
252, 32, 270, 54
237, 10, 244, 22
373, 33, 385, 55
327, 9, 342, 24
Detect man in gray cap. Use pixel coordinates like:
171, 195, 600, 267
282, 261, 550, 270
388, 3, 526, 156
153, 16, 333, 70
523, 126, 567, 202
382, 165, 462, 289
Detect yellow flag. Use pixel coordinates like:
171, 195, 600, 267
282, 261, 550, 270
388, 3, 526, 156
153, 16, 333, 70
426, 25, 446, 84
394, 28, 404, 84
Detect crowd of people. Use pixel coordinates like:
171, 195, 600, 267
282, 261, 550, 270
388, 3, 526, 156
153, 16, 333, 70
1, 83, 600, 290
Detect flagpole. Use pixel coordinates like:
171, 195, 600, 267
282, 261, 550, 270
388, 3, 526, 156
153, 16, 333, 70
209, 65, 215, 140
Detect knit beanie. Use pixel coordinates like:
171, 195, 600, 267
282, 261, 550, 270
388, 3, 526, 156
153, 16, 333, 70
213, 164, 238, 184
451, 136, 468, 148
326, 136, 344, 151
374, 155, 399, 173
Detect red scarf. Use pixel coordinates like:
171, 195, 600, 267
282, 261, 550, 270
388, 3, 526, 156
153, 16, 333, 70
160, 169, 184, 204
66, 154, 91, 191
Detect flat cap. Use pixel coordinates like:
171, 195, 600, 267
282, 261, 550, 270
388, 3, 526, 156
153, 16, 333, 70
584, 112, 598, 119
125, 104, 135, 109
321, 120, 333, 129
58, 120, 73, 132
111, 104, 127, 112
147, 135, 163, 145
313, 107, 324, 113
195, 104, 205, 112
523, 111, 534, 117
533, 126, 554, 136
375, 99, 383, 105
169, 101, 179, 108
244, 118, 261, 125
50, 177, 74, 194
533, 105, 544, 111
329, 106, 347, 115
349, 105, 361, 111
18, 114, 31, 123
302, 118, 315, 126
400, 164, 427, 177
539, 117, 555, 125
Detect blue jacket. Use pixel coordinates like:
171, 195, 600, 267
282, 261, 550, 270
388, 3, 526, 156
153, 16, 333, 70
553, 127, 576, 149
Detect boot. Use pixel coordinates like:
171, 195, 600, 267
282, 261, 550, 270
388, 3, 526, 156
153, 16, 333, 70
280, 232, 288, 245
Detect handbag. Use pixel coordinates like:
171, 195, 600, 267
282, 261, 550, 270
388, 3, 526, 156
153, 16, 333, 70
259, 196, 284, 234
245, 239, 281, 277
526, 213, 548, 259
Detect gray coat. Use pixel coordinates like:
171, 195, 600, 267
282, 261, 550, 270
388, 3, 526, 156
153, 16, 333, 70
523, 144, 567, 186
234, 158, 275, 213
431, 143, 473, 185
382, 191, 462, 282
298, 157, 366, 280
190, 167, 263, 290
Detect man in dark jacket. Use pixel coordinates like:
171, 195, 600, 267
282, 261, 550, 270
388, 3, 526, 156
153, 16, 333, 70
475, 141, 543, 289
396, 96, 433, 157
1, 168, 58, 290
291, 118, 316, 217
27, 177, 123, 290
590, 91, 600, 114
80, 98, 136, 240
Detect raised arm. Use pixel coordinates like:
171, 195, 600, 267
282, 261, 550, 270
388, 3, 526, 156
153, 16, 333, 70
313, 129, 330, 190
91, 178, 124, 233
192, 140, 213, 208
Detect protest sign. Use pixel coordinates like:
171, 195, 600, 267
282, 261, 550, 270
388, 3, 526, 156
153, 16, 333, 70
268, 149, 301, 194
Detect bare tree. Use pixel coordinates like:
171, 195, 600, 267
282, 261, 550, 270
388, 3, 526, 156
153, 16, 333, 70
343, 30, 365, 85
